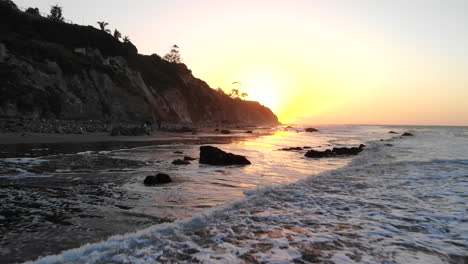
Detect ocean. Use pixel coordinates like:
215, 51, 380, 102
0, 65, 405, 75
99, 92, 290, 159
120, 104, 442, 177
0, 125, 466, 263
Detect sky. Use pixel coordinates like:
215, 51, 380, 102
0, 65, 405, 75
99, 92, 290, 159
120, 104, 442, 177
15, 0, 468, 125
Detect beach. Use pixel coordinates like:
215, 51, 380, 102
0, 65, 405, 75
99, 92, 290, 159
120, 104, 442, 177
1, 125, 466, 263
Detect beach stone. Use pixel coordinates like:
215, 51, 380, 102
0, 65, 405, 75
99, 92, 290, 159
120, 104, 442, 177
144, 174, 172, 185
305, 128, 318, 132
388, 131, 398, 134
172, 159, 190, 165
281, 147, 303, 151
244, 130, 253, 133
402, 132, 414, 136
184, 156, 196, 161
199, 146, 251, 165
220, 130, 231, 134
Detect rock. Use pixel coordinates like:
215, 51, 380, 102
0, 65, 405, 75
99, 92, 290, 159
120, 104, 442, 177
305, 149, 336, 158
199, 146, 251, 165
303, 146, 311, 149
214, 128, 220, 132
402, 132, 414, 136
385, 144, 394, 147
174, 151, 183, 154
281, 147, 303, 151
244, 130, 253, 134
305, 144, 365, 158
184, 156, 196, 161
220, 130, 231, 134
144, 174, 172, 185
305, 128, 318, 132
388, 131, 398, 134
172, 159, 190, 165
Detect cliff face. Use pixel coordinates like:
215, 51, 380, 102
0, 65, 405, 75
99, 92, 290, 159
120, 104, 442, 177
0, 3, 279, 127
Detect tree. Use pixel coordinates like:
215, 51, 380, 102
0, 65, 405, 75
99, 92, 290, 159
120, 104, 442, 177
123, 36, 131, 43
25, 7, 41, 16
113, 29, 122, 41
229, 89, 240, 99
241, 92, 248, 100
97, 21, 111, 34
48, 5, 64, 21
163, 44, 182, 63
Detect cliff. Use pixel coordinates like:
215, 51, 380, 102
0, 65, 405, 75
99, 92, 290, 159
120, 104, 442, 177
0, 2, 279, 130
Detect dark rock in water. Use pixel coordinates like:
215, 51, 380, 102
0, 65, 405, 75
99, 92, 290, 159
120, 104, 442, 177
305, 144, 365, 158
244, 130, 253, 134
174, 151, 183, 154
199, 146, 251, 165
388, 131, 398, 134
220, 130, 231, 134
184, 156, 196, 161
144, 174, 172, 185
214, 128, 220, 132
385, 144, 394, 147
286, 126, 294, 129
305, 149, 336, 158
303, 146, 311, 149
332, 146, 363, 155
402, 132, 414, 136
305, 128, 318, 132
172, 159, 190, 165
281, 147, 303, 151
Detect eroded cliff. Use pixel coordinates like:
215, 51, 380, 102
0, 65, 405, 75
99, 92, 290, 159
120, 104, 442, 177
0, 2, 279, 130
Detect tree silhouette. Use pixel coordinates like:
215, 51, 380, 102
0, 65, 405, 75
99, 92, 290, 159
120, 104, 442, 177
241, 92, 248, 99
113, 29, 122, 41
48, 5, 64, 21
229, 89, 240, 99
97, 21, 111, 34
25, 7, 40, 16
163, 45, 182, 63
123, 36, 131, 43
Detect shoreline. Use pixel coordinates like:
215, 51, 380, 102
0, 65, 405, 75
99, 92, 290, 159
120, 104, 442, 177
0, 127, 277, 145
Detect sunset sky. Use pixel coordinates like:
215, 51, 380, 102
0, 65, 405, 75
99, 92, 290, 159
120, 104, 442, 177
15, 0, 468, 125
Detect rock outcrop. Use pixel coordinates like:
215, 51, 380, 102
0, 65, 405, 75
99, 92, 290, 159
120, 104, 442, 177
305, 145, 365, 158
143, 174, 172, 185
199, 146, 251, 165
0, 3, 279, 131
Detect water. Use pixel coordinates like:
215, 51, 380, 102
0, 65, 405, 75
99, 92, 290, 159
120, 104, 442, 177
1, 125, 467, 263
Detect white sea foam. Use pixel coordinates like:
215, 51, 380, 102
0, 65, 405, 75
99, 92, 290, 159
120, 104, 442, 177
29, 127, 468, 263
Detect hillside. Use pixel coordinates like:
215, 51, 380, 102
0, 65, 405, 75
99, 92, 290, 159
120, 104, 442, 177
0, 2, 279, 132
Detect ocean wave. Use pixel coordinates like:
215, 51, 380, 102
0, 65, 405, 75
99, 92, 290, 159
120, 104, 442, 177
29, 135, 468, 263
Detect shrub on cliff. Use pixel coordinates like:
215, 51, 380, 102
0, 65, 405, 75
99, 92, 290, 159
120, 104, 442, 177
25, 7, 40, 16
48, 5, 64, 22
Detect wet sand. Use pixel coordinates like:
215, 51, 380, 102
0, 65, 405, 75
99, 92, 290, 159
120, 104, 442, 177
0, 129, 272, 145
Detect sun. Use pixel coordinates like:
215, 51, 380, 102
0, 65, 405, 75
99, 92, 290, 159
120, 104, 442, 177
245, 78, 279, 110
239, 66, 289, 115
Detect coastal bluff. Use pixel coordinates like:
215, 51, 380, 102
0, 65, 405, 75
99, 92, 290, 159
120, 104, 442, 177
0, 2, 279, 131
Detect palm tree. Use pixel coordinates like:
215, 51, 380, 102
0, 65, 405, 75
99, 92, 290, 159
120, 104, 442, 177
113, 29, 122, 41
97, 21, 111, 34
